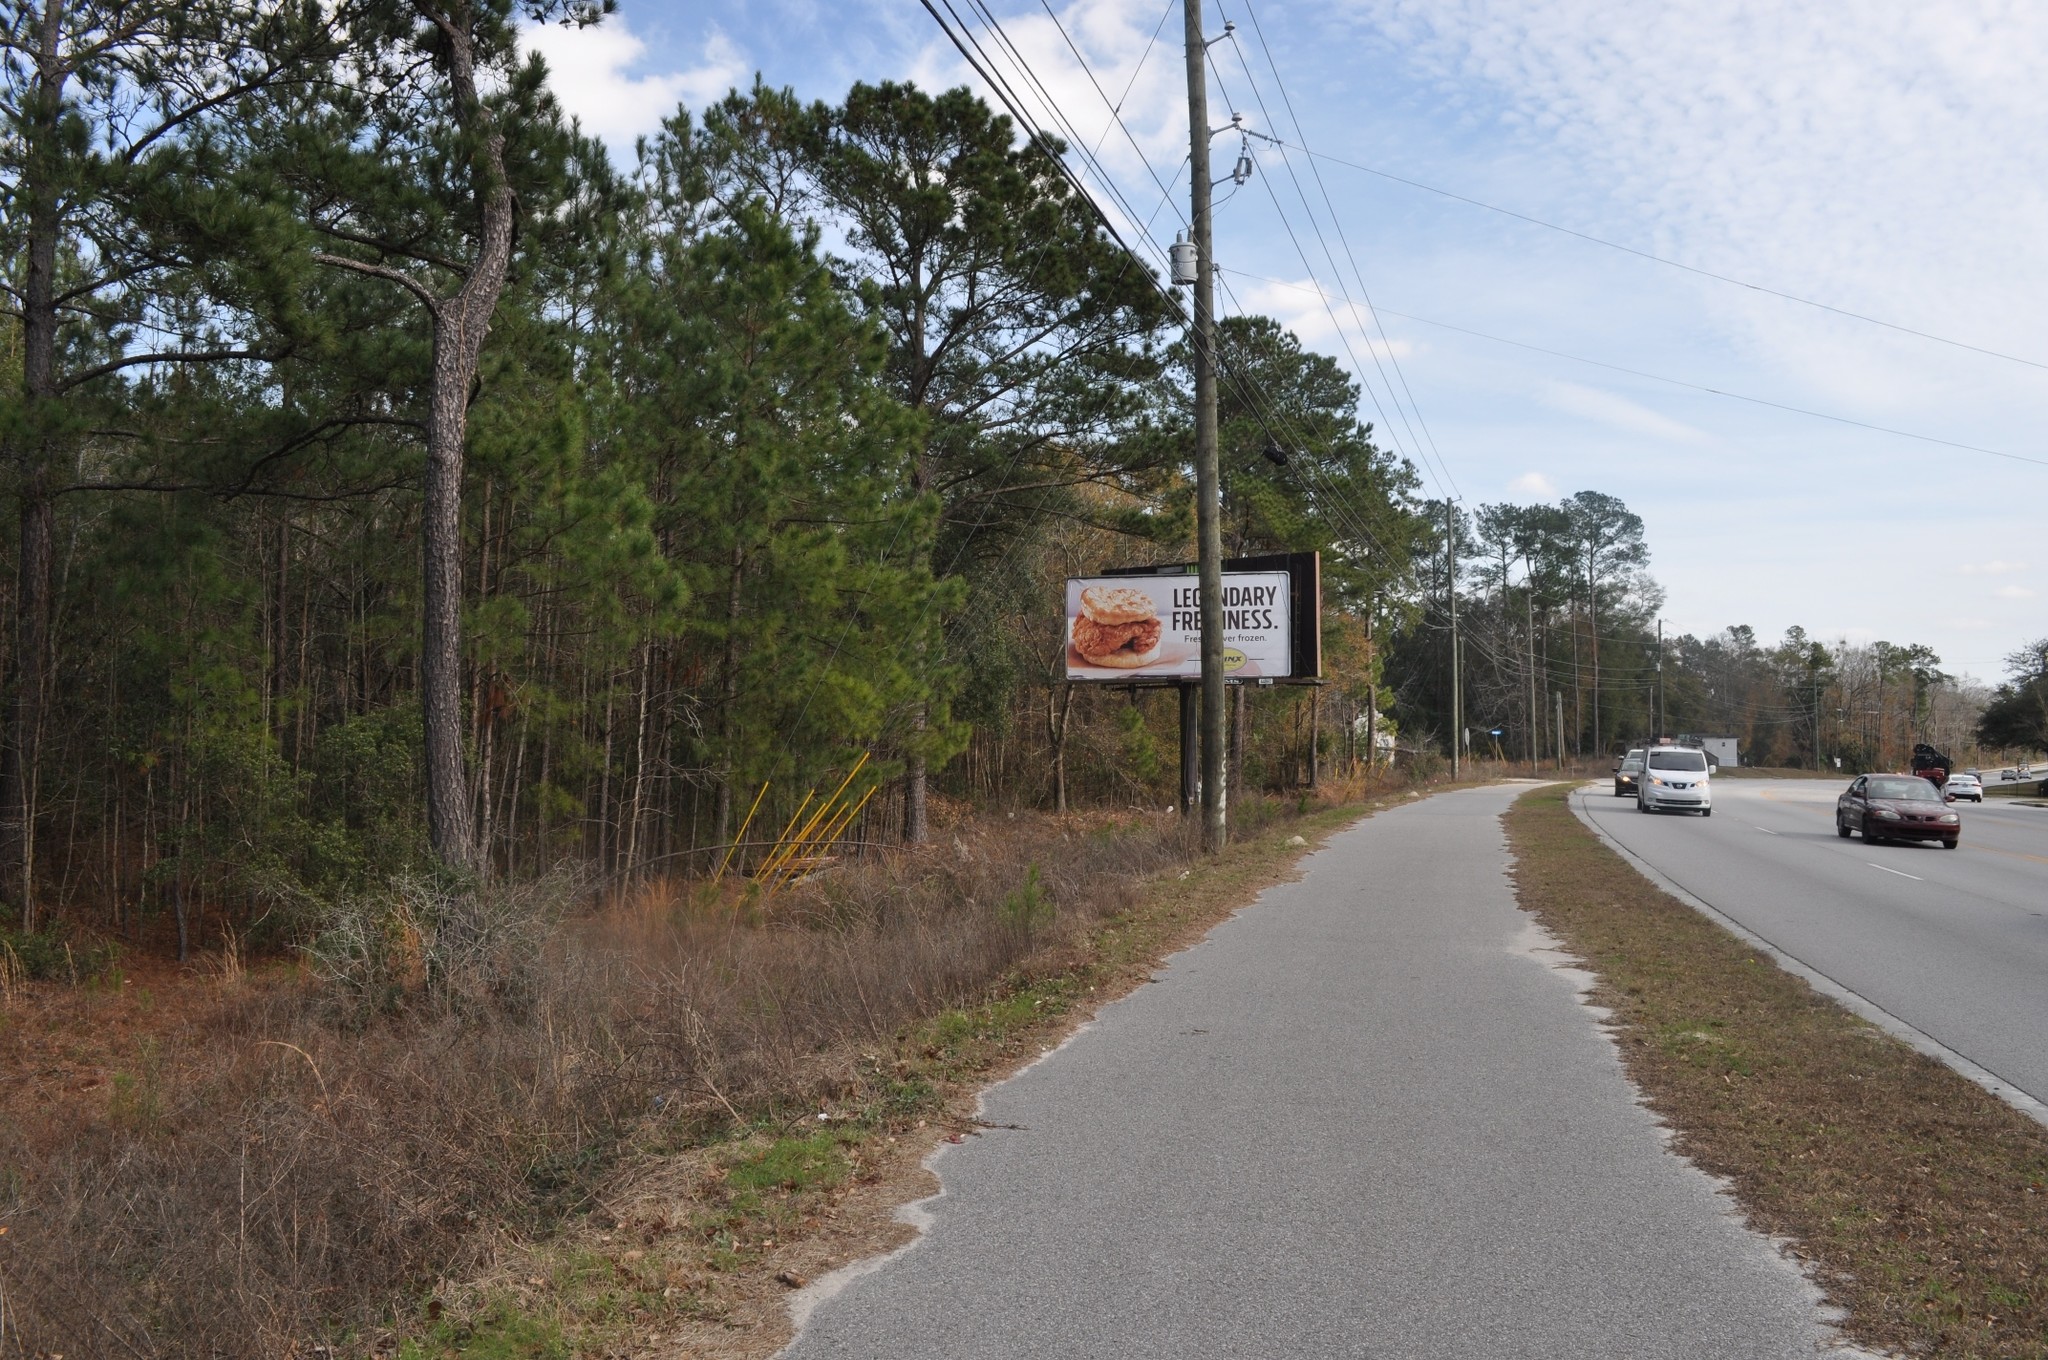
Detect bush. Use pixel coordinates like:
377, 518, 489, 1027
0, 926, 119, 982
303, 868, 580, 1016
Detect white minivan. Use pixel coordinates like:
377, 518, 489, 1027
1638, 746, 1712, 815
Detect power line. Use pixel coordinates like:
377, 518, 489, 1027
926, 0, 1431, 601
1222, 268, 2048, 471
1229, 0, 1461, 503
1282, 145, 2048, 376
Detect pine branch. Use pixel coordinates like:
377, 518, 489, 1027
311, 252, 443, 310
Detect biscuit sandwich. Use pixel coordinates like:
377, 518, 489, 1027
1072, 584, 1162, 668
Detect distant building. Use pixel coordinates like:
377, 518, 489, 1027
1675, 734, 1740, 768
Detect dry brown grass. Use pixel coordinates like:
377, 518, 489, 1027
0, 788, 1385, 1358
1507, 782, 2048, 1360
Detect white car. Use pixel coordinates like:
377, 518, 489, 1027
1638, 746, 1712, 815
1945, 772, 1984, 802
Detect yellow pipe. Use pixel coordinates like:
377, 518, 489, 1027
715, 779, 771, 883
760, 753, 869, 882
774, 783, 876, 892
757, 788, 816, 882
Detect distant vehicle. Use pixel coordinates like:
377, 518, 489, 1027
1910, 743, 1952, 789
1638, 747, 1712, 815
1836, 774, 1960, 848
1613, 748, 1645, 797
1945, 772, 1984, 802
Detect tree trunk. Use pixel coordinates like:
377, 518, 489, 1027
1307, 687, 1319, 788
905, 713, 928, 844
1047, 679, 1073, 812
714, 546, 742, 847
417, 15, 515, 876
2, 2, 67, 930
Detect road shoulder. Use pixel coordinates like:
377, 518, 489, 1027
1510, 782, 2048, 1360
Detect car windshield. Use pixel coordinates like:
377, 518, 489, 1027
1647, 750, 1708, 772
1867, 777, 1941, 801
1621, 758, 1643, 771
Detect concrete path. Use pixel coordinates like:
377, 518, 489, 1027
783, 784, 1857, 1359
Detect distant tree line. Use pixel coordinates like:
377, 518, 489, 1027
1388, 491, 2028, 771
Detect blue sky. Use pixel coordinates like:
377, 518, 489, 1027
522, 0, 2048, 683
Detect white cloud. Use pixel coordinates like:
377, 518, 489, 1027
1959, 560, 2029, 575
1339, 1, 2048, 413
522, 20, 746, 152
1507, 471, 1556, 497
1537, 380, 1711, 446
1994, 584, 2036, 600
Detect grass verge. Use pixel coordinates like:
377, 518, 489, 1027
1507, 782, 2048, 1360
422, 793, 1399, 1360
0, 781, 1437, 1358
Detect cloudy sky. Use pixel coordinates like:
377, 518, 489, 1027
523, 0, 2048, 683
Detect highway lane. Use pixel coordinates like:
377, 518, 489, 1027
1578, 778, 2048, 1106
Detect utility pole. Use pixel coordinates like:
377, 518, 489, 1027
1526, 572, 1538, 775
1814, 676, 1822, 772
1555, 690, 1564, 772
1447, 500, 1461, 777
1185, 0, 1228, 853
1655, 617, 1664, 741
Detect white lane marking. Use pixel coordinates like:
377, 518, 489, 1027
1866, 862, 1923, 881
1753, 826, 1780, 835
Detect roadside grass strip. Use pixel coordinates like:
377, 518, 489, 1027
1508, 783, 2048, 1360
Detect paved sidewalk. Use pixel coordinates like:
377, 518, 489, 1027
783, 784, 1859, 1359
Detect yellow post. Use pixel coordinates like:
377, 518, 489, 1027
758, 753, 869, 883
714, 780, 771, 883
774, 783, 877, 892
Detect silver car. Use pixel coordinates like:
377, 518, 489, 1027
1638, 746, 1712, 815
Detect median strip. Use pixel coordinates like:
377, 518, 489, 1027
1507, 782, 2048, 1360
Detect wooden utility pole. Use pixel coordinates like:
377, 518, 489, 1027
1526, 578, 1539, 775
1185, 0, 1228, 852
1655, 616, 1664, 741
1448, 501, 1461, 778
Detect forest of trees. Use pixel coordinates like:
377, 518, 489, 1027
0, 0, 1437, 956
2, 0, 2035, 958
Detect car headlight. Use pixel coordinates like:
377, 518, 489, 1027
1876, 808, 1902, 820
1940, 813, 1959, 824
1649, 775, 1666, 786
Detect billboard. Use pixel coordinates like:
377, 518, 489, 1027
1065, 571, 1293, 682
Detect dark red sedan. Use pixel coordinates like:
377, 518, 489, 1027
1835, 774, 1961, 848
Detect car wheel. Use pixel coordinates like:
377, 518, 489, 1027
1836, 820, 1851, 838
1943, 838, 1959, 849
1863, 818, 1884, 843
1702, 808, 1712, 817
1637, 796, 1650, 813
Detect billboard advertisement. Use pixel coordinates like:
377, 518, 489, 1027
1064, 571, 1293, 682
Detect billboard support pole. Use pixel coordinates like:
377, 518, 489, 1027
1179, 682, 1199, 816
1186, 0, 1227, 853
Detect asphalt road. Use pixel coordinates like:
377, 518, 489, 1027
782, 785, 1855, 1359
1578, 778, 2048, 1107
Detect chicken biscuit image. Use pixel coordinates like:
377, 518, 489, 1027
1072, 585, 1162, 668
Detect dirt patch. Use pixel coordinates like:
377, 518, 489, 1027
1506, 782, 2048, 1360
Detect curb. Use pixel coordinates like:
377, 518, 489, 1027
1566, 784, 2048, 1132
